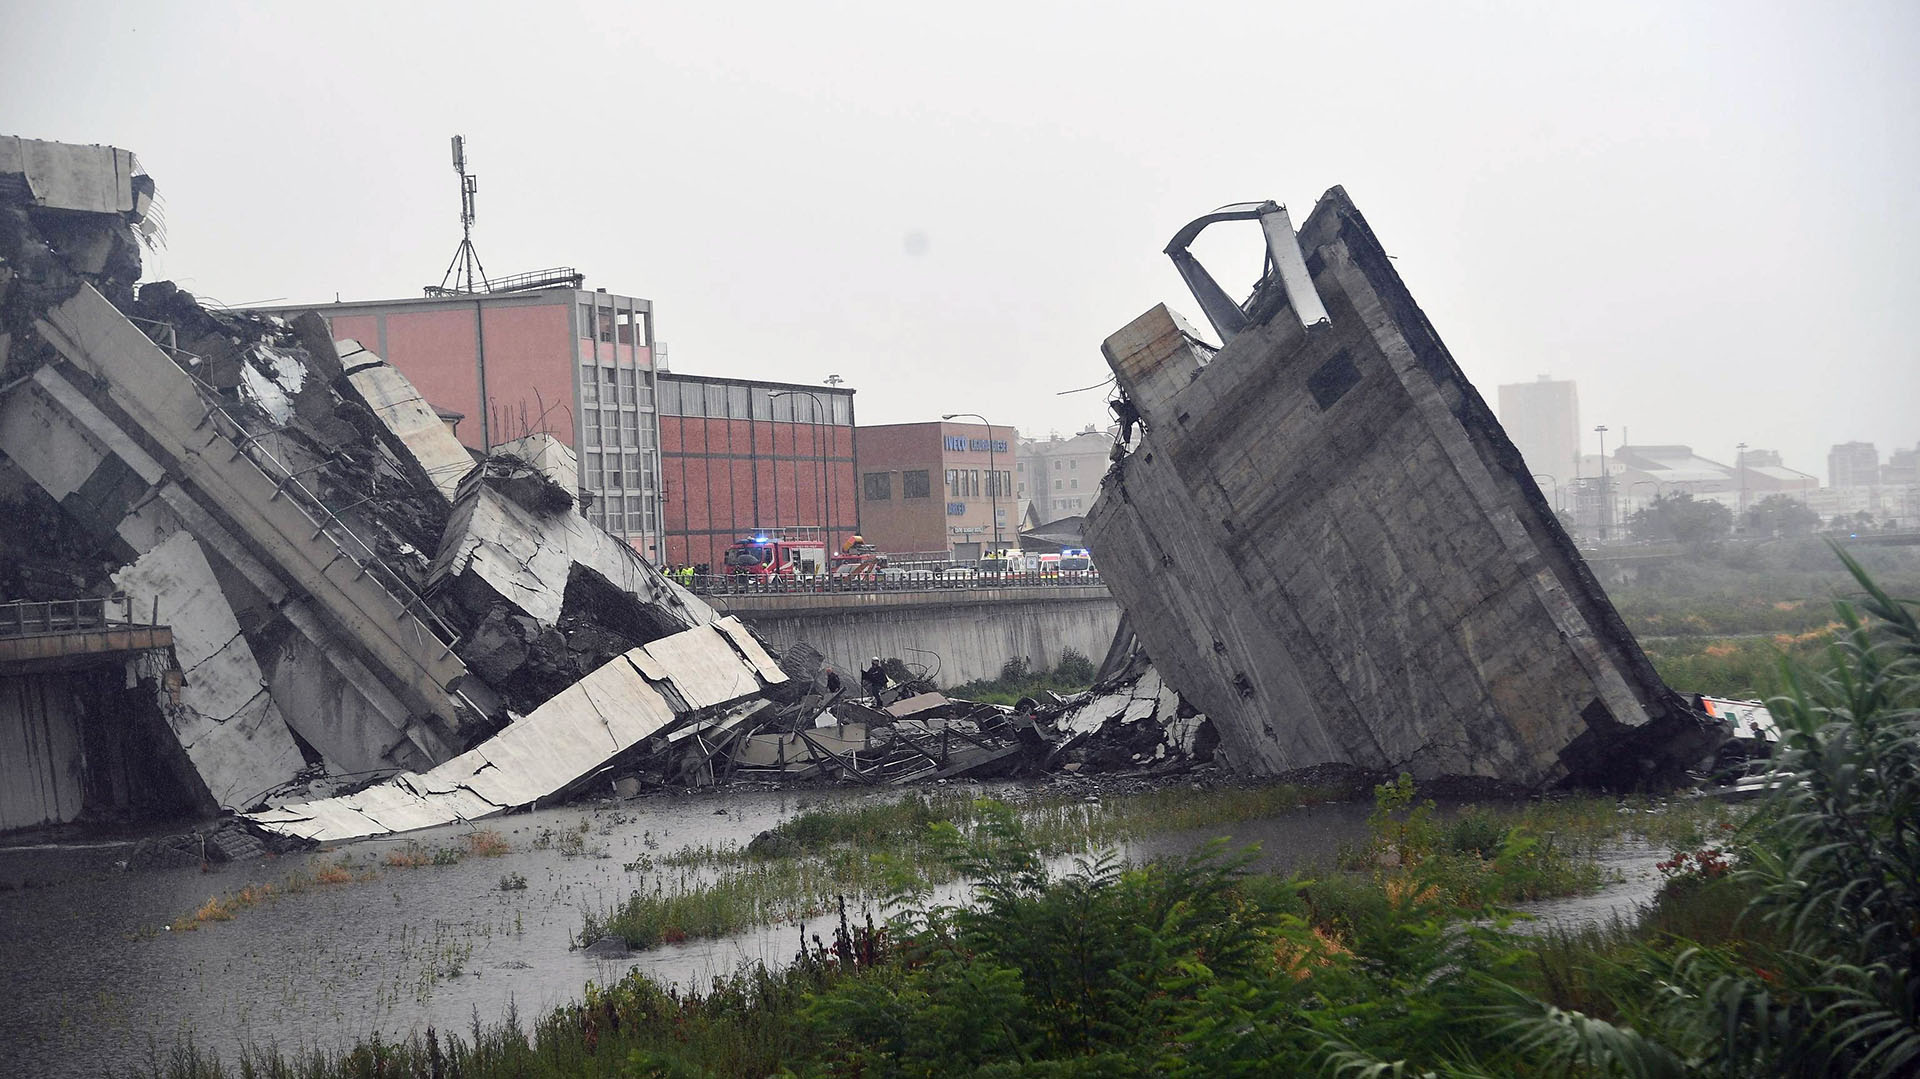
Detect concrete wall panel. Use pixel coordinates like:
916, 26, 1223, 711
0, 674, 85, 830
111, 531, 307, 809
737, 592, 1121, 686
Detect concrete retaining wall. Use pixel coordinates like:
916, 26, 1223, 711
725, 587, 1122, 686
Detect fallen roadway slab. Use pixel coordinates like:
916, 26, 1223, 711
1086, 190, 1723, 790
245, 616, 785, 843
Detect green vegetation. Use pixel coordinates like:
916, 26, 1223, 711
140, 548, 1920, 1076
1628, 490, 1733, 547
945, 649, 1098, 704
1610, 540, 1920, 698
588, 778, 1714, 954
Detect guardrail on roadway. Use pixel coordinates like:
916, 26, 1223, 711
687, 570, 1103, 597
0, 595, 158, 639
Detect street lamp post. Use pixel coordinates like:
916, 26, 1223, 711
942, 412, 1000, 556
1530, 473, 1562, 513
1593, 425, 1611, 542
770, 390, 833, 554
1735, 442, 1749, 523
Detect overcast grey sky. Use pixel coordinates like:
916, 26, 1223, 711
8, 1, 1916, 477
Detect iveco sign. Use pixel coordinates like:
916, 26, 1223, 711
943, 436, 1009, 453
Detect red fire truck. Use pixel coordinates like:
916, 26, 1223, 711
720, 528, 889, 583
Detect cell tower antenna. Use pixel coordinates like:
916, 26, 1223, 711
436, 135, 490, 294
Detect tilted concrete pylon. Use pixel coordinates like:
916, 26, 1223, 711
1086, 188, 1722, 790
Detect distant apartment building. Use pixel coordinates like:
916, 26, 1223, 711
1881, 445, 1917, 488
259, 280, 665, 557
855, 420, 1017, 562
1829, 441, 1879, 489
1497, 376, 1580, 496
1016, 426, 1111, 527
655, 374, 856, 571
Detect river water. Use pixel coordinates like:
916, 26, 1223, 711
0, 786, 1665, 1077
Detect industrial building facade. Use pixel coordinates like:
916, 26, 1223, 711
855, 421, 1016, 562
655, 374, 856, 571
260, 286, 665, 558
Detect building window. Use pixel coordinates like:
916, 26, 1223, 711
946, 469, 959, 498
1069, 459, 1077, 470
864, 472, 892, 501
903, 470, 930, 498
705, 383, 728, 418
728, 384, 749, 419
620, 411, 638, 447
604, 495, 624, 530
772, 393, 794, 422
751, 391, 773, 421
627, 503, 646, 532
598, 308, 616, 343
617, 368, 636, 406
1054, 460, 1062, 470
585, 451, 601, 483
636, 371, 654, 410
578, 303, 594, 339
1070, 478, 1078, 490
658, 380, 680, 416
831, 395, 852, 425
616, 310, 638, 345
585, 423, 600, 448
625, 453, 644, 489
581, 366, 599, 404
1054, 479, 1061, 490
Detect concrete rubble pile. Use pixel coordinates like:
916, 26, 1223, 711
0, 136, 793, 839
1086, 190, 1726, 790
1039, 648, 1217, 774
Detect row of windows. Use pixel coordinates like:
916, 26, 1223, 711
580, 365, 656, 408
582, 450, 657, 493
1015, 458, 1085, 472
1053, 477, 1080, 490
579, 303, 650, 346
949, 469, 1011, 499
861, 469, 934, 501
658, 380, 853, 425
581, 408, 656, 452
586, 492, 658, 535
1048, 497, 1086, 512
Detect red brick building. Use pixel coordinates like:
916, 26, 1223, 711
657, 374, 856, 571
855, 421, 1016, 563
260, 283, 664, 557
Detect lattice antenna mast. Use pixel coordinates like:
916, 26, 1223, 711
437, 135, 490, 294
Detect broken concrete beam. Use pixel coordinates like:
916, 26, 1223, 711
1086, 187, 1719, 790
30, 283, 483, 743
334, 338, 477, 502
245, 616, 786, 843
431, 479, 714, 631
493, 433, 579, 495
0, 365, 452, 772
112, 531, 307, 810
0, 137, 149, 219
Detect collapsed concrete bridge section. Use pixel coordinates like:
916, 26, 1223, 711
1086, 188, 1722, 790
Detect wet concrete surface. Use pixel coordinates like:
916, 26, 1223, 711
0, 787, 1662, 1077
